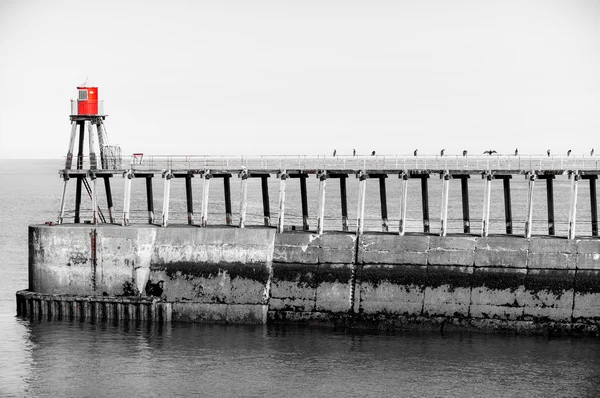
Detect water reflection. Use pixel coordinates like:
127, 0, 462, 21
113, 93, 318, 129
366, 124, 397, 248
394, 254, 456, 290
3, 312, 600, 397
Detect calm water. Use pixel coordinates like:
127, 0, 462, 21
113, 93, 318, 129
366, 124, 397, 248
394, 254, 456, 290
1, 159, 600, 397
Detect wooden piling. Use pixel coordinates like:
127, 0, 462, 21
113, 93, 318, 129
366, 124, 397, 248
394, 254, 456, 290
300, 174, 309, 231
317, 171, 327, 235
58, 177, 69, 224
239, 170, 248, 228
145, 176, 154, 224
65, 121, 77, 170
162, 171, 172, 227
481, 173, 492, 237
277, 170, 287, 233
201, 171, 211, 227
378, 175, 389, 232
74, 176, 83, 223
525, 173, 536, 238
261, 175, 270, 226
76, 121, 85, 169
582, 175, 599, 236
184, 174, 194, 225
499, 176, 512, 234
399, 173, 408, 236
538, 175, 556, 235
457, 175, 470, 234
104, 176, 115, 223
568, 172, 580, 240
440, 172, 450, 236
339, 175, 348, 231
224, 175, 233, 226
357, 172, 367, 235
87, 121, 97, 170
419, 174, 430, 233
122, 170, 133, 226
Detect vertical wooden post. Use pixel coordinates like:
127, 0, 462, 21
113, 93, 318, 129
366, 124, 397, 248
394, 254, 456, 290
317, 171, 327, 235
185, 174, 194, 225
96, 122, 106, 169
481, 172, 492, 237
145, 176, 154, 224
239, 170, 248, 228
568, 172, 580, 240
58, 174, 69, 224
90, 173, 97, 224
340, 175, 348, 231
261, 175, 271, 226
399, 172, 408, 236
65, 121, 77, 170
501, 176, 512, 234
122, 170, 133, 226
76, 121, 85, 169
300, 174, 309, 230
379, 175, 389, 232
74, 176, 83, 224
356, 171, 367, 235
440, 172, 450, 236
460, 175, 470, 233
590, 176, 598, 236
277, 170, 287, 233
224, 175, 233, 226
201, 171, 211, 227
87, 121, 98, 170
420, 174, 430, 233
104, 176, 115, 223
525, 173, 536, 238
161, 170, 172, 227
545, 176, 556, 235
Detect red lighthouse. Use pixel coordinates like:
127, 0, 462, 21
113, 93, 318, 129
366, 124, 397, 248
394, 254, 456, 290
76, 84, 99, 115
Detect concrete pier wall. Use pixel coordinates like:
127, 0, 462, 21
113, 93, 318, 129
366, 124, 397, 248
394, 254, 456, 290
22, 224, 600, 334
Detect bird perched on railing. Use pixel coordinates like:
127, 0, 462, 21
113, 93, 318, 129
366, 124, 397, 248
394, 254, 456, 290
440, 149, 445, 157
567, 149, 571, 156
333, 149, 336, 157
514, 148, 519, 156
414, 149, 418, 156
353, 149, 356, 156
483, 150, 497, 155
462, 150, 468, 157
591, 148, 595, 156
371, 151, 376, 156
547, 149, 551, 157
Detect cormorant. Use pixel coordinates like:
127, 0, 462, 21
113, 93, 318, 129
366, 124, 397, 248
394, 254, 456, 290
440, 149, 445, 157
414, 149, 418, 156
483, 150, 497, 155
567, 149, 571, 157
333, 149, 336, 157
353, 149, 356, 156
371, 151, 376, 156
462, 150, 467, 157
547, 149, 551, 157
592, 148, 595, 156
515, 148, 519, 156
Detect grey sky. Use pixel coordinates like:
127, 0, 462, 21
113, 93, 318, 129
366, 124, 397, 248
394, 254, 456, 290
1, 0, 599, 159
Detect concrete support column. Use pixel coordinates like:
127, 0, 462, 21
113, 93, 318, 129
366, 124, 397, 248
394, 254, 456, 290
316, 170, 327, 235
58, 175, 69, 224
481, 172, 492, 237
398, 172, 408, 236
104, 176, 115, 223
339, 175, 348, 231
440, 172, 450, 237
525, 173, 536, 238
277, 170, 287, 233
122, 169, 133, 226
261, 175, 270, 226
87, 121, 97, 170
65, 121, 77, 170
161, 170, 173, 227
185, 174, 194, 225
145, 176, 154, 224
90, 172, 97, 224
568, 171, 580, 240
224, 175, 233, 226
378, 175, 389, 232
356, 171, 367, 235
239, 169, 248, 228
201, 170, 211, 227
460, 176, 470, 234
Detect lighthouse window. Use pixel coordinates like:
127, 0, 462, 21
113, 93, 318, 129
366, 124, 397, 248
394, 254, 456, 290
78, 90, 88, 100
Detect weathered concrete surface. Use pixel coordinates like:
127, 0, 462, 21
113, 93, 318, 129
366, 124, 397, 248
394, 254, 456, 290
27, 226, 600, 334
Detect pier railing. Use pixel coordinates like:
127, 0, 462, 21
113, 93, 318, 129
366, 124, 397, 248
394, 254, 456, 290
65, 154, 600, 173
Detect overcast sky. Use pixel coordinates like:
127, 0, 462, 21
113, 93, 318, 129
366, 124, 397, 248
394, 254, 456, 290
1, 0, 599, 159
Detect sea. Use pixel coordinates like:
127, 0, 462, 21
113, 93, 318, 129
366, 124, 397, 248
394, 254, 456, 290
1, 159, 600, 397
